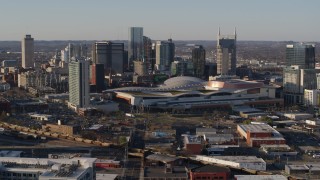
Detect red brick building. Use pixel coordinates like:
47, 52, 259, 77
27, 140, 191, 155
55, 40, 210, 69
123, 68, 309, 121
95, 159, 121, 169
182, 134, 204, 155
237, 124, 286, 147
189, 165, 230, 180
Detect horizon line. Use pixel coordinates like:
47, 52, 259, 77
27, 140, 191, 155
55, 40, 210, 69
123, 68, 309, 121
0, 39, 318, 42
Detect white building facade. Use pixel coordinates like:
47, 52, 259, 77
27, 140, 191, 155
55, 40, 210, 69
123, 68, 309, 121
68, 60, 90, 109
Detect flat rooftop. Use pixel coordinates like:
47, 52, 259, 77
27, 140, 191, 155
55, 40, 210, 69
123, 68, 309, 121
144, 167, 187, 178
146, 154, 179, 163
183, 134, 202, 144
0, 157, 96, 178
235, 175, 287, 180
238, 124, 277, 133
287, 163, 320, 171
260, 144, 290, 149
250, 137, 286, 141
196, 128, 217, 133
286, 164, 309, 170
299, 146, 320, 151
196, 155, 265, 163
190, 165, 230, 173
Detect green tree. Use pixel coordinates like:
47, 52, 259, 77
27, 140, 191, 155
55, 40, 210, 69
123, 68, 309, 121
243, 120, 252, 124
119, 136, 127, 145
258, 116, 273, 125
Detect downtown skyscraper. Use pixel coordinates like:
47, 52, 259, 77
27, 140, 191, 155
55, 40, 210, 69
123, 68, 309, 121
192, 45, 206, 78
92, 41, 124, 74
128, 27, 144, 69
216, 28, 237, 75
68, 59, 90, 109
21, 35, 34, 68
155, 39, 175, 72
286, 43, 315, 69
283, 43, 317, 105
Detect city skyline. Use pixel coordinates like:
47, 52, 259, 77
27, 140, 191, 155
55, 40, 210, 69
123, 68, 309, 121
0, 0, 319, 41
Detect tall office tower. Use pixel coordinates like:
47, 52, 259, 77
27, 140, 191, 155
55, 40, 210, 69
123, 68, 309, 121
128, 27, 144, 69
90, 64, 105, 92
171, 58, 194, 76
286, 43, 315, 69
143, 36, 153, 69
192, 45, 206, 78
92, 41, 124, 74
21, 35, 34, 68
155, 39, 175, 72
61, 48, 69, 63
283, 65, 320, 105
216, 28, 237, 75
68, 43, 74, 60
151, 43, 156, 71
68, 59, 90, 108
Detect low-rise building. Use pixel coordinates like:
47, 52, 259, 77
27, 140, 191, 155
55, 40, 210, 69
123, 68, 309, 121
194, 155, 266, 171
204, 134, 234, 145
29, 113, 54, 121
237, 124, 286, 147
182, 134, 203, 155
143, 166, 188, 180
189, 165, 230, 180
0, 157, 96, 180
283, 112, 313, 120
15, 100, 49, 113
260, 144, 298, 156
196, 128, 217, 136
285, 163, 320, 179
306, 119, 320, 126
235, 175, 287, 180
299, 146, 320, 155
94, 159, 121, 169
145, 154, 184, 167
206, 145, 240, 156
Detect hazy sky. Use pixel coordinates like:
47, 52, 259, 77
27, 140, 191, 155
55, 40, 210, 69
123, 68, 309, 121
0, 0, 319, 41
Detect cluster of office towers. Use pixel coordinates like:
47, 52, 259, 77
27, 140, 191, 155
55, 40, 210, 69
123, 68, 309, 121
21, 28, 237, 109
283, 43, 318, 105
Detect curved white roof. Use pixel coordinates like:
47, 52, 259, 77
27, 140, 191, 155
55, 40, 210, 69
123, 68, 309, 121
162, 76, 206, 88
107, 76, 206, 92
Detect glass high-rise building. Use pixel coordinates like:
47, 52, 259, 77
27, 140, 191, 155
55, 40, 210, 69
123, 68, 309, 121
68, 59, 90, 108
192, 45, 206, 78
286, 43, 315, 69
128, 27, 144, 69
21, 35, 34, 68
92, 42, 124, 74
216, 28, 237, 75
155, 39, 175, 72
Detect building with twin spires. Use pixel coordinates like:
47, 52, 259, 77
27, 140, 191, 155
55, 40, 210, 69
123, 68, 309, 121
216, 28, 237, 75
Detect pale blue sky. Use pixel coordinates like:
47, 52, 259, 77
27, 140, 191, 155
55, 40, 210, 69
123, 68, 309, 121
0, 0, 319, 41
